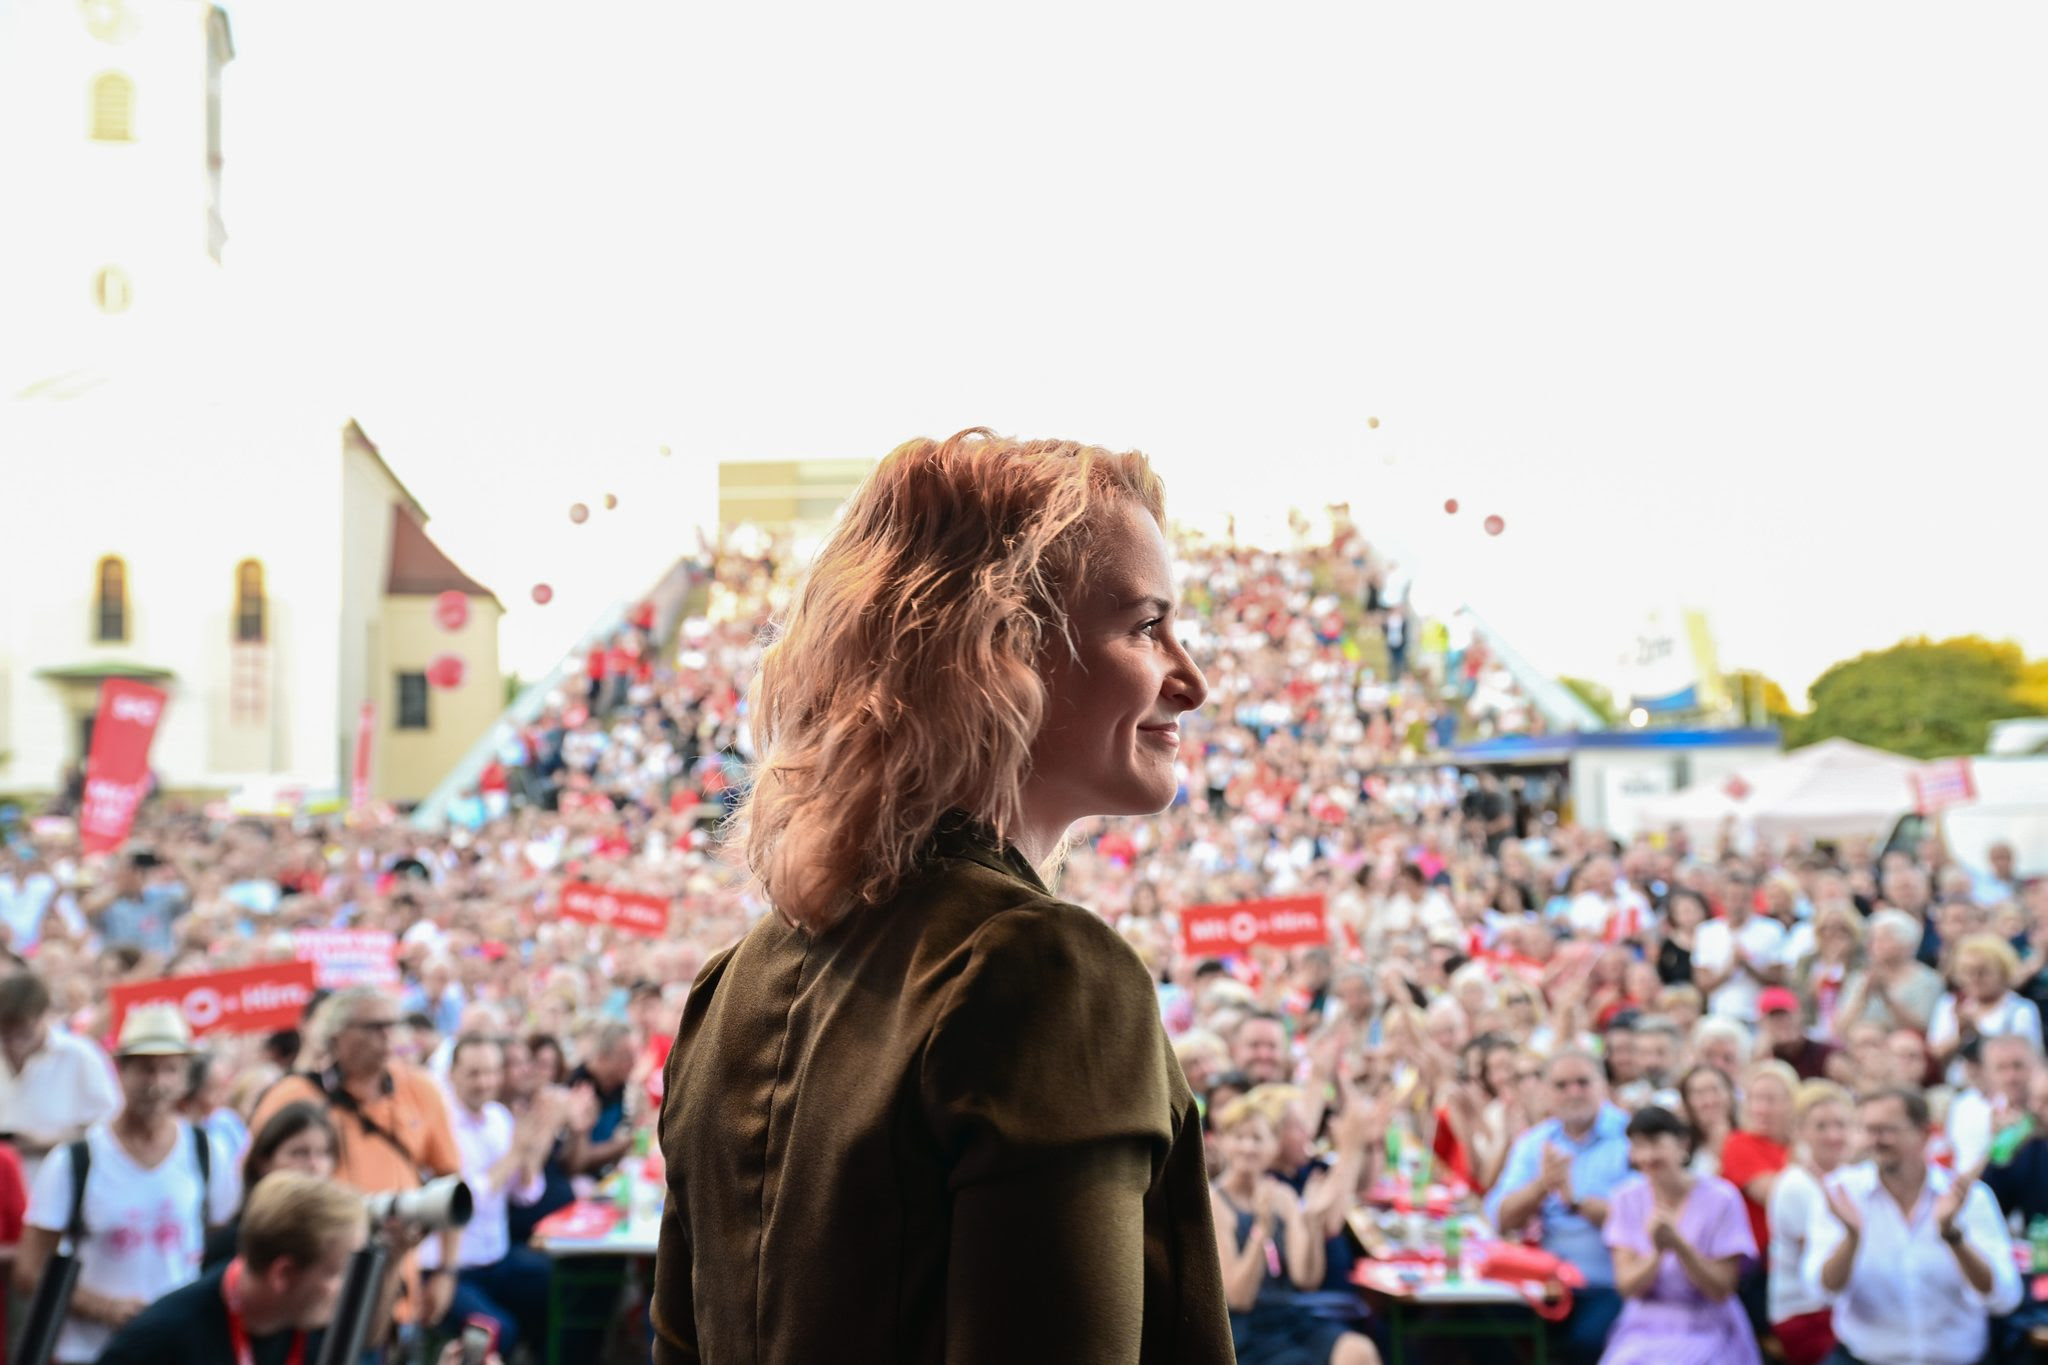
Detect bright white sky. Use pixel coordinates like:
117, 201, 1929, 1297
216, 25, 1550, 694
205, 1, 2046, 700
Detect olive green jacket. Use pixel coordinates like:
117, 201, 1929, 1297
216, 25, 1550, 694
651, 822, 1235, 1364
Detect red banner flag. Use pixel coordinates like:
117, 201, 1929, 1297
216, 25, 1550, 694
1180, 895, 1329, 957
108, 960, 317, 1041
557, 881, 670, 937
351, 701, 375, 813
79, 679, 168, 855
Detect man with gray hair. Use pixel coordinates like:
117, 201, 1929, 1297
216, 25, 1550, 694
566, 1020, 645, 1177
1835, 909, 1944, 1035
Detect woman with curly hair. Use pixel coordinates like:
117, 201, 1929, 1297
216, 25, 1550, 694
651, 429, 1231, 1364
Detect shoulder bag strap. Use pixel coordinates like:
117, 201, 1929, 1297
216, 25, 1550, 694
191, 1121, 212, 1238
308, 1070, 425, 1178
65, 1136, 91, 1246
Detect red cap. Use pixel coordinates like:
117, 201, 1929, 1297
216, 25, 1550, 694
1758, 987, 1800, 1015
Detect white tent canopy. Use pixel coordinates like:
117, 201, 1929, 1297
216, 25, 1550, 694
1638, 738, 1920, 850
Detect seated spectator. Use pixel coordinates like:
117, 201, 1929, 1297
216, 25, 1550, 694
1690, 1016, 1749, 1083
1631, 1015, 1683, 1102
1985, 1051, 2048, 1226
1808, 1087, 2021, 1365
1485, 1049, 1632, 1365
1788, 903, 1864, 1042
1928, 933, 2044, 1080
1717, 1059, 1797, 1335
1655, 983, 1706, 1039
1208, 1094, 1379, 1365
1767, 1081, 1855, 1365
1833, 909, 1944, 1036
421, 1035, 558, 1359
1947, 1032, 2037, 1172
564, 1021, 643, 1178
1231, 1010, 1293, 1087
1678, 1065, 1737, 1178
1756, 987, 1834, 1079
1600, 1105, 1759, 1365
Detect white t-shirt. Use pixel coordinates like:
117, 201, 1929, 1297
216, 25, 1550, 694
24, 1122, 241, 1364
0, 1028, 122, 1190
1693, 915, 1788, 1021
1767, 1163, 1829, 1322
0, 871, 84, 950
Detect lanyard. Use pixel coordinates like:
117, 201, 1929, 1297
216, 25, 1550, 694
223, 1259, 306, 1365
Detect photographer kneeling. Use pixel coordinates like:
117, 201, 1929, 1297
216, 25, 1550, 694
96, 1173, 502, 1365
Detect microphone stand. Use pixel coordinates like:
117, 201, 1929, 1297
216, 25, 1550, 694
312, 1240, 390, 1365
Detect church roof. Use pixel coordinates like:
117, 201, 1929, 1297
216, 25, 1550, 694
387, 505, 501, 608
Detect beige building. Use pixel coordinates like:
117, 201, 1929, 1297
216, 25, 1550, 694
0, 0, 500, 806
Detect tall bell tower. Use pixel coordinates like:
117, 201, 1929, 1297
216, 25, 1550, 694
0, 0, 233, 394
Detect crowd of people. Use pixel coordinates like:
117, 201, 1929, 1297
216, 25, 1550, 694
0, 512, 2040, 1363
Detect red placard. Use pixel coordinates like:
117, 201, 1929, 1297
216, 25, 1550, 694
79, 679, 168, 854
1180, 895, 1328, 956
108, 960, 317, 1041
558, 881, 670, 937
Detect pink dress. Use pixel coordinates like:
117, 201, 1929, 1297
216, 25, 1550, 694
1599, 1174, 1761, 1365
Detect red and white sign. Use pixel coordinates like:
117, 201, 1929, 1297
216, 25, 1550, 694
294, 929, 399, 988
108, 960, 317, 1041
557, 881, 670, 937
79, 679, 168, 855
350, 701, 375, 814
1912, 758, 1978, 815
1181, 895, 1329, 956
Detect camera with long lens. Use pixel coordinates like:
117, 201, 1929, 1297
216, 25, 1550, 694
364, 1175, 474, 1232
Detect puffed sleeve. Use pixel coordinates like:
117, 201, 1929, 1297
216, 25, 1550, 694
920, 902, 1176, 1364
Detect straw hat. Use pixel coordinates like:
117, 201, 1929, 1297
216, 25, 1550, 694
114, 1003, 196, 1058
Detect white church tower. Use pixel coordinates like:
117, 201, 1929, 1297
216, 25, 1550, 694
0, 0, 503, 808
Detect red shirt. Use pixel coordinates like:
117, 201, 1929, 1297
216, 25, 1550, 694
1719, 1130, 1789, 1260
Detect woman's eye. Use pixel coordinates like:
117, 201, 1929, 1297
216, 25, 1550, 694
1139, 618, 1165, 637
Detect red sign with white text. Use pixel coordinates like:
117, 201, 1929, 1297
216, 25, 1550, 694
108, 960, 317, 1041
1181, 895, 1329, 956
557, 881, 670, 937
79, 679, 168, 854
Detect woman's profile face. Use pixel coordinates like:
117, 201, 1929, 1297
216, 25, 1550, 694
1025, 501, 1208, 829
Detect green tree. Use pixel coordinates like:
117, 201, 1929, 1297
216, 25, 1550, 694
1558, 675, 1620, 727
1782, 635, 2048, 758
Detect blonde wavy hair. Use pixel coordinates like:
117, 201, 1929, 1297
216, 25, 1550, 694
735, 428, 1166, 931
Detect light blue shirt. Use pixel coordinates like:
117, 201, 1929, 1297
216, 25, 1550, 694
1484, 1103, 1632, 1287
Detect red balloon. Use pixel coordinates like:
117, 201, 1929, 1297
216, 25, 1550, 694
1484, 514, 1505, 537
569, 503, 589, 524
433, 590, 469, 632
1443, 499, 1459, 515
603, 493, 618, 511
531, 583, 554, 605
426, 654, 466, 690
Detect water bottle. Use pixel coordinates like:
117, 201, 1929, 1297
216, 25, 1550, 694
1443, 1217, 1464, 1281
